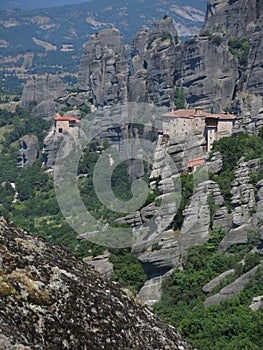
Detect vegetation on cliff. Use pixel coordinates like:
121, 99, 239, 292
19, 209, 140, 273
1, 101, 263, 349
154, 133, 263, 349
0, 105, 146, 294
154, 227, 263, 350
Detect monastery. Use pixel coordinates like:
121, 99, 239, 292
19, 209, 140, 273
54, 115, 81, 134
162, 106, 236, 152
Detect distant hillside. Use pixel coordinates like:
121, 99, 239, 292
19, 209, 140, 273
2, 0, 91, 9
0, 0, 206, 93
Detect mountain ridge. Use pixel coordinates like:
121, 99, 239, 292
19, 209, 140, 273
0, 0, 206, 93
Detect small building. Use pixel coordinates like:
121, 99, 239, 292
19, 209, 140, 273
162, 107, 236, 151
186, 156, 205, 173
54, 115, 80, 134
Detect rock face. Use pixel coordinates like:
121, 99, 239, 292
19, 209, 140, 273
219, 158, 259, 252
204, 264, 263, 307
176, 36, 238, 112
129, 16, 181, 106
42, 131, 64, 167
0, 217, 194, 350
202, 0, 263, 102
83, 252, 113, 279
21, 75, 66, 117
17, 135, 39, 168
249, 295, 263, 311
19, 1, 262, 117
202, 0, 260, 37
30, 100, 62, 120
78, 17, 181, 108
202, 269, 235, 294
78, 28, 129, 107
76, 1, 263, 113
207, 151, 222, 174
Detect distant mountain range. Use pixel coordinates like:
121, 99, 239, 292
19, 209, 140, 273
0, 0, 207, 92
1, 0, 91, 9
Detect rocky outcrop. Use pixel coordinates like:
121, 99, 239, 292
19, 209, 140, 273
233, 102, 263, 135
83, 252, 113, 279
256, 108, 263, 131
179, 180, 210, 256
17, 135, 39, 168
137, 275, 163, 307
231, 160, 256, 227
249, 295, 263, 311
42, 130, 64, 167
219, 159, 258, 251
202, 0, 263, 102
245, 10, 263, 96
21, 75, 66, 117
202, 269, 235, 294
78, 28, 129, 107
75, 1, 263, 113
202, 0, 260, 37
78, 17, 182, 108
129, 16, 181, 106
176, 36, 238, 113
207, 151, 223, 174
204, 264, 263, 307
0, 217, 194, 350
30, 100, 62, 120
178, 179, 231, 256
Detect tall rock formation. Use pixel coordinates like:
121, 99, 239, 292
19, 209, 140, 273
175, 36, 238, 112
76, 1, 263, 113
78, 17, 181, 108
202, 0, 260, 37
78, 28, 129, 107
17, 135, 39, 168
129, 16, 181, 106
21, 74, 66, 119
201, 0, 263, 103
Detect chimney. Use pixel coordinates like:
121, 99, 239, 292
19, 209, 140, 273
195, 106, 204, 115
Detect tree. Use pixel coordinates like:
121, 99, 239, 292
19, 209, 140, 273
175, 87, 185, 109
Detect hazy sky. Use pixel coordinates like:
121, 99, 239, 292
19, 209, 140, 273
1, 0, 91, 9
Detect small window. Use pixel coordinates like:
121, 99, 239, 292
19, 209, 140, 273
58, 128, 63, 133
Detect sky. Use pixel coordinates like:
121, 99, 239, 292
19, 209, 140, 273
1, 0, 91, 9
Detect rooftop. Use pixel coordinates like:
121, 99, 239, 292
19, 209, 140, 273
162, 107, 236, 120
187, 156, 205, 169
54, 115, 81, 123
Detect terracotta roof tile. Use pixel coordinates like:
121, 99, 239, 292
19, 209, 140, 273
162, 108, 237, 120
54, 116, 81, 123
187, 156, 205, 168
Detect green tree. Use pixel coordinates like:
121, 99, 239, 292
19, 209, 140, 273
175, 87, 185, 109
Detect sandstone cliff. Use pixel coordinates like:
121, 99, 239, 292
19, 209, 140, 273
78, 28, 129, 107
201, 0, 263, 105
175, 36, 238, 112
21, 74, 66, 118
129, 16, 181, 106
75, 1, 263, 113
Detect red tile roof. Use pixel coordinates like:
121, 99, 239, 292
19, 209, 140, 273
162, 108, 236, 120
187, 156, 205, 168
218, 112, 236, 120
54, 116, 81, 123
